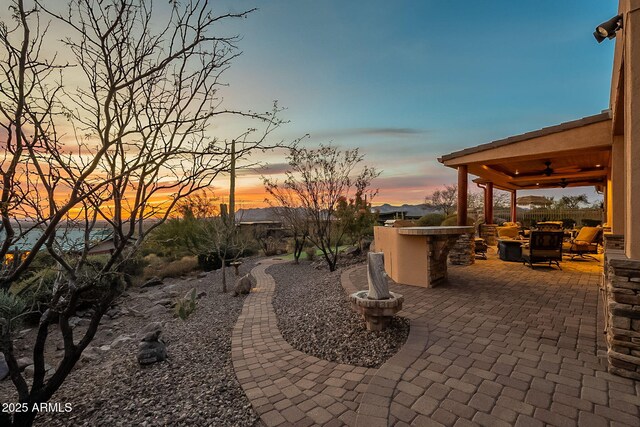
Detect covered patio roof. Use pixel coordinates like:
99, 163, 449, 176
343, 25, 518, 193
438, 111, 612, 191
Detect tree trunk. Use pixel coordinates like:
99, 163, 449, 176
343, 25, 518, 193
11, 407, 38, 427
221, 259, 227, 293
293, 237, 304, 264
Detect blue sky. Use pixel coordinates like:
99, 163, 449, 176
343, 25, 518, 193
212, 0, 617, 206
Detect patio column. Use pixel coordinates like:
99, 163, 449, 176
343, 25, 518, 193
611, 135, 625, 234
625, 3, 640, 259
510, 190, 517, 223
457, 165, 468, 226
484, 182, 494, 224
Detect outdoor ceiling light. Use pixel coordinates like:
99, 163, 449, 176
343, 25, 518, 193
594, 15, 623, 43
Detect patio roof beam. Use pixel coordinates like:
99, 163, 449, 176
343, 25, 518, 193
508, 169, 608, 184
457, 165, 468, 226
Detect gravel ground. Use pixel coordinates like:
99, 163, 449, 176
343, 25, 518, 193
0, 259, 263, 427
269, 260, 409, 368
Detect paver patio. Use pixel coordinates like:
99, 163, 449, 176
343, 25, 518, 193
233, 254, 640, 426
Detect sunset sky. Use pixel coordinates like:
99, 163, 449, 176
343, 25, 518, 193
1, 1, 618, 208
211, 0, 617, 207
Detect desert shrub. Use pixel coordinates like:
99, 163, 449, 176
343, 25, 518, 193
197, 252, 223, 271
582, 219, 602, 227
440, 215, 475, 226
304, 247, 316, 261
148, 256, 199, 279
417, 213, 445, 226
11, 268, 58, 313
0, 290, 27, 323
28, 251, 57, 271
144, 253, 163, 267
175, 288, 197, 320
561, 218, 576, 229
119, 255, 147, 286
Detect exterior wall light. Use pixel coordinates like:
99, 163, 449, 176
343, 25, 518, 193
594, 15, 623, 43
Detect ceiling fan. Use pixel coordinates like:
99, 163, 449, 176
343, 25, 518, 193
515, 161, 581, 178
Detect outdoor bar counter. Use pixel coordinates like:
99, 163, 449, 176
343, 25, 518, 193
373, 226, 474, 287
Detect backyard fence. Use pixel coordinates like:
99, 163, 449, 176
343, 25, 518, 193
491, 208, 604, 227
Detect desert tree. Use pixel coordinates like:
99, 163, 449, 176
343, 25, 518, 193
0, 0, 283, 425
334, 189, 378, 252
264, 144, 379, 271
554, 194, 589, 209
424, 184, 458, 215
263, 182, 309, 264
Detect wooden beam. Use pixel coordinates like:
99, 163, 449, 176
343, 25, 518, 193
457, 166, 468, 226
483, 182, 494, 225
509, 169, 608, 184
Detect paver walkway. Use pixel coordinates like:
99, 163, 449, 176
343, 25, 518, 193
233, 255, 640, 426
232, 259, 376, 426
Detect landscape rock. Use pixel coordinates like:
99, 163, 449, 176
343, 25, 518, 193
197, 272, 208, 279
24, 363, 53, 378
142, 276, 163, 288
343, 246, 361, 257
80, 347, 100, 364
233, 274, 252, 296
270, 261, 408, 368
75, 318, 92, 328
155, 298, 175, 308
18, 257, 261, 427
138, 322, 163, 342
16, 357, 33, 371
106, 307, 121, 319
144, 304, 167, 318
69, 316, 81, 328
137, 340, 167, 365
111, 334, 133, 349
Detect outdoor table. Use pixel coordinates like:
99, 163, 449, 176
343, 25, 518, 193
498, 238, 526, 262
373, 226, 474, 288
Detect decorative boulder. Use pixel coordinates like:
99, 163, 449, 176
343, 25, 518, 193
138, 322, 163, 342
137, 341, 167, 365
136, 322, 167, 365
233, 274, 252, 296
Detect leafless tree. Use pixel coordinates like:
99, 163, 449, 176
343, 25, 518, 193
264, 144, 379, 271
0, 1, 282, 425
424, 184, 458, 216
262, 184, 309, 264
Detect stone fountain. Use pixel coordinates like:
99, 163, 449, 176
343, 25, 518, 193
349, 252, 404, 331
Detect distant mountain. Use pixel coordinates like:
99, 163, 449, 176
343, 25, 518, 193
236, 204, 440, 222
372, 203, 439, 218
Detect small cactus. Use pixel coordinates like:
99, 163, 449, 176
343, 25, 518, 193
174, 288, 197, 320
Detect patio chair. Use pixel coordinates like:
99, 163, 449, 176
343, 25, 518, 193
522, 230, 564, 269
497, 226, 519, 239
535, 221, 563, 231
562, 226, 602, 260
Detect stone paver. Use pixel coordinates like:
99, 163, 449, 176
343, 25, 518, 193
233, 254, 640, 426
348, 254, 640, 426
231, 259, 376, 427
